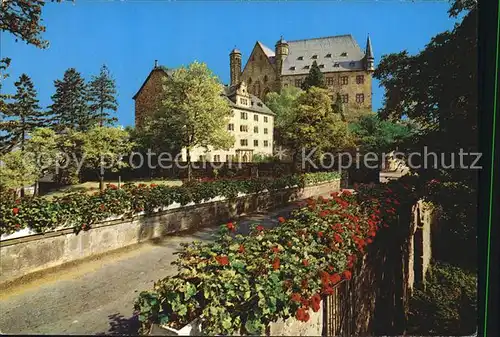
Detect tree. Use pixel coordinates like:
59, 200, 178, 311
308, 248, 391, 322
147, 61, 234, 181
282, 87, 353, 170
0, 150, 37, 198
264, 86, 303, 146
49, 68, 94, 131
0, 74, 48, 154
88, 65, 118, 126
80, 126, 133, 191
301, 61, 326, 91
0, 0, 69, 49
25, 127, 59, 195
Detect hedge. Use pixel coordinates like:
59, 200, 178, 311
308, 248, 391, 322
133, 179, 418, 335
0, 172, 340, 237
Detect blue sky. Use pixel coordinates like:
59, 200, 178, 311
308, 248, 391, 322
1, 0, 460, 127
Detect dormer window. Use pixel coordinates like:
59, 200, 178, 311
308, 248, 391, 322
312, 55, 318, 59
257, 102, 263, 107
304, 65, 310, 69
290, 66, 296, 70
349, 62, 355, 67
297, 56, 303, 60
340, 52, 348, 57
319, 64, 325, 68
325, 53, 332, 58
333, 63, 340, 68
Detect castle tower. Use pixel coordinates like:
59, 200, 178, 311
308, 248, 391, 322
364, 35, 374, 72
275, 36, 289, 89
229, 48, 242, 86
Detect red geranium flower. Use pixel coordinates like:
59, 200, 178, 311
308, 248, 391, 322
99, 204, 105, 211
291, 293, 301, 302
367, 238, 373, 244
334, 234, 343, 243
296, 307, 310, 322
272, 257, 280, 270
150, 183, 158, 188
238, 245, 245, 253
216, 256, 229, 266
256, 225, 264, 231
226, 222, 235, 231
271, 246, 280, 253
15, 199, 21, 204
330, 273, 341, 284
15, 224, 21, 229
342, 270, 352, 280
302, 259, 309, 267
317, 231, 324, 238
323, 286, 334, 295
278, 216, 286, 223
12, 207, 19, 215
301, 279, 308, 289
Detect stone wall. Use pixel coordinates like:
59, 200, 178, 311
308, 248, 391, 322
0, 180, 340, 288
134, 68, 167, 128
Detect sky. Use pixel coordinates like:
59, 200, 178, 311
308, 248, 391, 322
1, 0, 461, 127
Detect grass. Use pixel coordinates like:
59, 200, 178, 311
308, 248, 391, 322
43, 179, 183, 199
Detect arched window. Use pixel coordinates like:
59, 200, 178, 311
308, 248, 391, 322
262, 87, 271, 99
248, 77, 252, 85
255, 81, 261, 97
264, 75, 268, 83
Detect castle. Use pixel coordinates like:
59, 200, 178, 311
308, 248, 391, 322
229, 34, 374, 110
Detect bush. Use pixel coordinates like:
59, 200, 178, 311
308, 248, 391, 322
407, 262, 477, 335
0, 172, 340, 236
133, 180, 415, 335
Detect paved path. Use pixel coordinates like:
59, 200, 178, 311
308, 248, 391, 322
0, 195, 332, 335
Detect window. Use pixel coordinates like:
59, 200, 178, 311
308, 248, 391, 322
228, 123, 234, 131
297, 56, 303, 60
254, 126, 258, 133
240, 125, 248, 132
294, 79, 302, 87
319, 64, 325, 68
264, 75, 268, 83
326, 77, 334, 86
290, 66, 296, 70
356, 75, 364, 84
356, 93, 365, 103
198, 155, 204, 162
341, 76, 349, 85
213, 155, 220, 162
264, 140, 269, 147
264, 116, 268, 123
240, 139, 248, 146
264, 128, 268, 134
254, 140, 259, 147
341, 94, 349, 103
259, 55, 263, 60
304, 65, 310, 69
312, 55, 318, 59
240, 98, 248, 105
333, 63, 340, 68
325, 53, 332, 58
254, 114, 258, 121
340, 52, 348, 57
226, 154, 235, 162
240, 111, 248, 120
284, 83, 289, 87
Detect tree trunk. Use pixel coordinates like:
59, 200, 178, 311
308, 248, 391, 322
186, 148, 192, 181
34, 180, 39, 196
99, 174, 105, 192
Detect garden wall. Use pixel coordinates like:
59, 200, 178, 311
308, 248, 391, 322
0, 180, 340, 288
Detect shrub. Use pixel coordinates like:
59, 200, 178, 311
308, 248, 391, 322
133, 180, 415, 335
407, 262, 477, 335
0, 172, 339, 236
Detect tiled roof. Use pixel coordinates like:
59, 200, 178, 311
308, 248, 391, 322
223, 84, 275, 116
257, 41, 275, 58
281, 34, 365, 75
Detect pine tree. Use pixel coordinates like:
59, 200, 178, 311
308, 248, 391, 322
301, 61, 326, 91
88, 65, 118, 126
0, 74, 48, 153
49, 68, 94, 131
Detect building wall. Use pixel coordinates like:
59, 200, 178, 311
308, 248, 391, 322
281, 70, 372, 110
181, 103, 275, 162
240, 44, 279, 99
134, 69, 167, 128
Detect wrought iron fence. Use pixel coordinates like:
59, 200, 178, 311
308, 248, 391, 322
322, 279, 353, 337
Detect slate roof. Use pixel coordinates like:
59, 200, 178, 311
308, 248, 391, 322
223, 84, 275, 116
283, 35, 366, 75
257, 34, 367, 76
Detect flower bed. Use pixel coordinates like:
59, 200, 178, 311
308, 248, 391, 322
0, 172, 340, 238
134, 180, 417, 336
